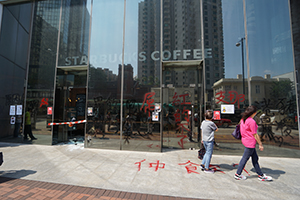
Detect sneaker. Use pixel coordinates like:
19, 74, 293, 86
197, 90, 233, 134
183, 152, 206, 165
200, 164, 205, 171
204, 169, 215, 174
234, 173, 247, 180
258, 174, 272, 181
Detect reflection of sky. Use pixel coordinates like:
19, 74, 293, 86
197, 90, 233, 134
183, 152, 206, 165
90, 0, 140, 75
90, 0, 124, 71
223, 0, 293, 78
90, 0, 294, 78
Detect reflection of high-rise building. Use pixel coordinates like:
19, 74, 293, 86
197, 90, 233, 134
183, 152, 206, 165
31, 0, 90, 65
138, 0, 224, 95
61, 0, 90, 65
28, 0, 90, 90
138, 0, 160, 86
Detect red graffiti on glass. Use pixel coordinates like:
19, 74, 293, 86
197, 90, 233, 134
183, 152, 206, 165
147, 144, 160, 148
174, 109, 181, 122
177, 135, 188, 149
172, 92, 191, 106
140, 92, 155, 117
215, 90, 245, 109
178, 160, 200, 174
149, 160, 165, 171
147, 140, 170, 148
172, 92, 181, 106
182, 106, 190, 121
179, 93, 191, 105
40, 98, 49, 108
135, 159, 146, 171
175, 107, 191, 135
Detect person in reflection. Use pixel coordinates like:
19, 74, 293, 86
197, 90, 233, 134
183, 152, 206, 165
14, 115, 22, 138
174, 109, 181, 133
106, 112, 112, 131
200, 110, 218, 174
234, 105, 272, 181
24, 108, 37, 141
188, 112, 194, 142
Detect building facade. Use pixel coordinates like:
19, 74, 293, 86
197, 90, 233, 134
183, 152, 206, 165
0, 0, 299, 157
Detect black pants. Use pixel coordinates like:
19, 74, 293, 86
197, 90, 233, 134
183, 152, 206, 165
24, 125, 35, 139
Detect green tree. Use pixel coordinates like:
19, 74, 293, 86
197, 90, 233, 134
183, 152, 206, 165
270, 80, 292, 99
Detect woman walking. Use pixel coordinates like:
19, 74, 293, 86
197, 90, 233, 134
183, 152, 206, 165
234, 105, 272, 181
200, 110, 218, 173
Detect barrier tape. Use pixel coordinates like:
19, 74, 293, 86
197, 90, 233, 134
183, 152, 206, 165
48, 120, 86, 126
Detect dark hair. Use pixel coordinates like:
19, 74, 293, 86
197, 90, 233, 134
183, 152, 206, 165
205, 110, 213, 120
241, 105, 257, 122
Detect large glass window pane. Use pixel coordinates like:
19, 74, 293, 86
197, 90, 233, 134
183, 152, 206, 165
0, 2, 32, 143
25, 0, 60, 145
121, 0, 162, 151
217, 0, 299, 157
87, 0, 124, 150
52, 0, 91, 145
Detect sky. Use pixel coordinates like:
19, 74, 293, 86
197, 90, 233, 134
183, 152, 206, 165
222, 0, 294, 78
89, 0, 294, 79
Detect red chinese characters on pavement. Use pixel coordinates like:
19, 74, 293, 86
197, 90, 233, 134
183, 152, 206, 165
178, 160, 200, 174
135, 159, 146, 171
140, 92, 155, 117
135, 159, 226, 174
149, 160, 166, 171
135, 159, 165, 172
215, 90, 245, 109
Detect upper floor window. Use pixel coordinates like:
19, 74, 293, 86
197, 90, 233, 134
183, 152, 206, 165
255, 85, 260, 94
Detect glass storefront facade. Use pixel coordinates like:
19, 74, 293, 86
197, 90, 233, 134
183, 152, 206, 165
0, 0, 299, 157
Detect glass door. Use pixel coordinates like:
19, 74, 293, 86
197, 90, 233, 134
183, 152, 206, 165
162, 61, 203, 150
52, 67, 87, 144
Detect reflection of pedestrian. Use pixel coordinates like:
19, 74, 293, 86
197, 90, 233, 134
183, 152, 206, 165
200, 110, 218, 173
24, 108, 37, 140
174, 109, 181, 133
234, 106, 272, 181
14, 115, 22, 138
188, 113, 194, 142
106, 112, 111, 131
134, 111, 141, 136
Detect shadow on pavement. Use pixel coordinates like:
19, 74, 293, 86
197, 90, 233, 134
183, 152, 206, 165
250, 167, 285, 179
0, 169, 36, 179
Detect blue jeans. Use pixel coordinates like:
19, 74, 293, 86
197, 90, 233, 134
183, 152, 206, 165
236, 147, 263, 176
201, 141, 214, 169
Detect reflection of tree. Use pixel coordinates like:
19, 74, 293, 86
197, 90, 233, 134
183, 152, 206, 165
89, 65, 107, 90
141, 77, 147, 84
148, 76, 154, 85
270, 80, 292, 99
141, 76, 159, 87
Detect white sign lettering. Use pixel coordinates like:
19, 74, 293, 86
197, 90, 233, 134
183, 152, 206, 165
65, 49, 212, 66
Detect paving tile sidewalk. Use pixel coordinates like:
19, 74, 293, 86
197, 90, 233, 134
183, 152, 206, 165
1, 143, 300, 199
0, 177, 201, 200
